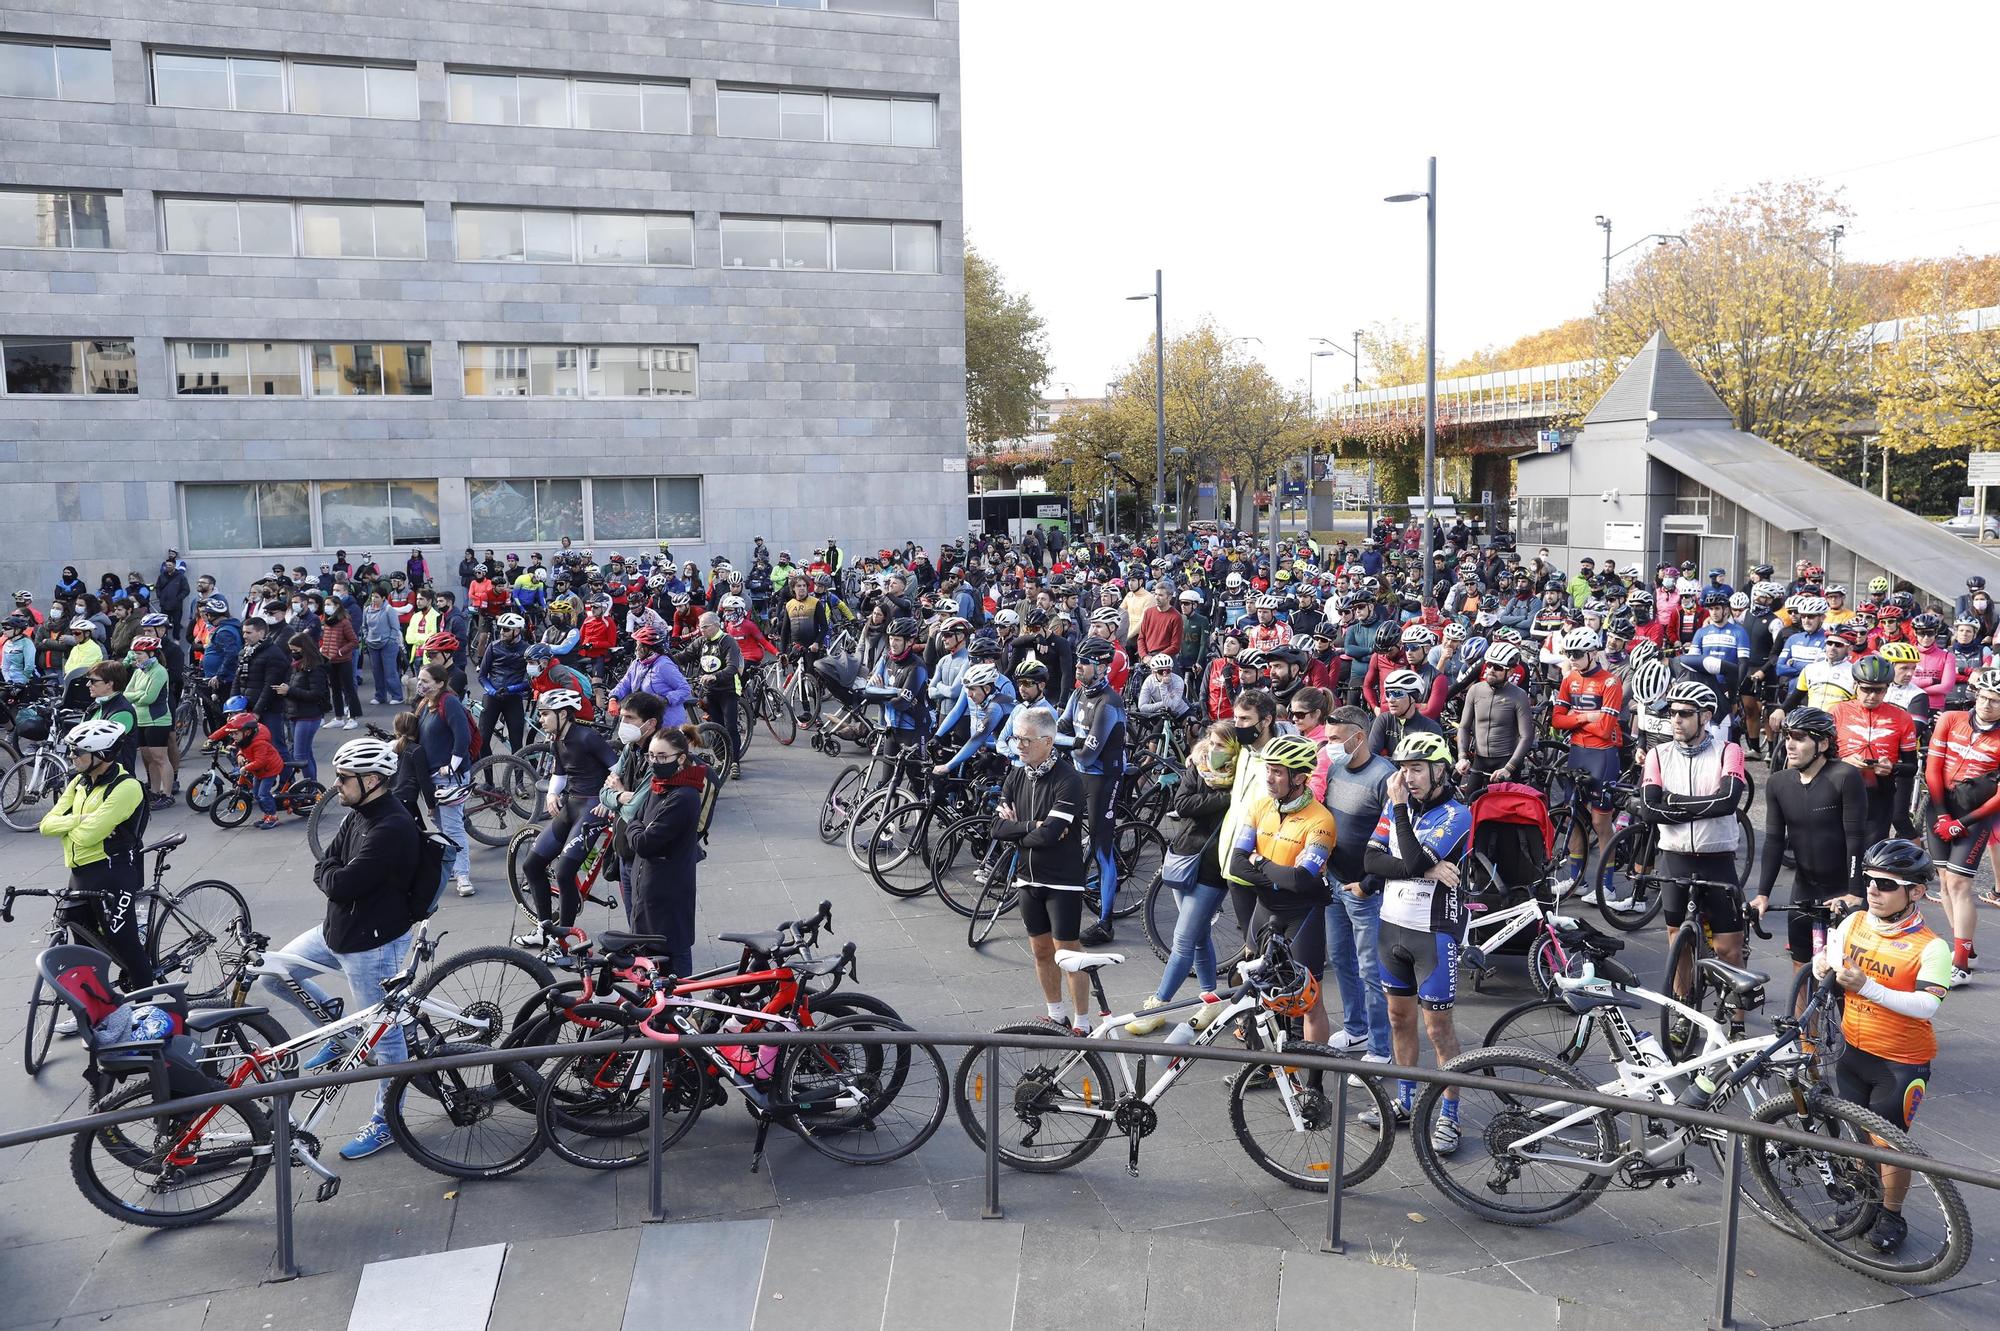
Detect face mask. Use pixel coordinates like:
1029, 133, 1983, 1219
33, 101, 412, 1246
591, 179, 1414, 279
617, 721, 644, 745
649, 758, 680, 780
1233, 724, 1259, 745
528, 662, 546, 678
291, 602, 302, 612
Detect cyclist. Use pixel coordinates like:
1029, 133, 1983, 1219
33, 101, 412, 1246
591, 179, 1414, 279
1135, 652, 1189, 722
777, 575, 833, 659
517, 689, 621, 939
614, 626, 693, 727
1362, 731, 1473, 1152
1551, 626, 1625, 877
1922, 665, 2000, 983
989, 708, 1092, 1030
1836, 655, 1919, 847
1203, 629, 1248, 721
476, 612, 532, 753
197, 595, 241, 738
864, 615, 928, 785
1366, 668, 1444, 759
1452, 639, 1532, 793
122, 635, 175, 810
1755, 706, 1865, 985
930, 662, 1007, 777
1812, 837, 1954, 1255
996, 660, 1056, 762
1908, 613, 1956, 713
1679, 589, 1752, 716
1640, 679, 1755, 990
39, 719, 151, 1021
420, 630, 467, 699
718, 593, 778, 677
525, 642, 596, 721
1769, 594, 1830, 735
1222, 734, 1337, 1045
1062, 636, 1127, 947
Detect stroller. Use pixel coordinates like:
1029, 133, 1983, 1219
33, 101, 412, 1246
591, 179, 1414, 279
1461, 781, 1624, 989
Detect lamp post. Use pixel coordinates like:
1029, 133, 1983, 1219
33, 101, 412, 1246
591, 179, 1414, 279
1388, 157, 1438, 606
1103, 450, 1123, 540
1127, 271, 1167, 549
1594, 215, 1687, 297
1169, 446, 1188, 532
1307, 346, 1342, 545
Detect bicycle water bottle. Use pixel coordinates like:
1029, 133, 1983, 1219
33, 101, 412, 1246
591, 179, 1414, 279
717, 1016, 759, 1076
1151, 1020, 1199, 1072
1679, 1069, 1721, 1113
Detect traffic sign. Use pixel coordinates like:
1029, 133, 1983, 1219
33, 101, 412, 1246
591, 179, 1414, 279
1969, 452, 2000, 485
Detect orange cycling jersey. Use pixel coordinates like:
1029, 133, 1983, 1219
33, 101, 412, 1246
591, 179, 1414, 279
1231, 793, 1337, 879
1830, 909, 1952, 1064
1833, 699, 1916, 782
1924, 709, 2000, 819
1552, 667, 1624, 749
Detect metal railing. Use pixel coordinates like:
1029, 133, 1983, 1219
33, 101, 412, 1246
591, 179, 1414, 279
5, 1030, 1996, 1331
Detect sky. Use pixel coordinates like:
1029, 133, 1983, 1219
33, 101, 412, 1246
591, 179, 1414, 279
958, 0, 2000, 403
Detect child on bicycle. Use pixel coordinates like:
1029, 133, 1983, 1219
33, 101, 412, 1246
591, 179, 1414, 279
207, 699, 285, 829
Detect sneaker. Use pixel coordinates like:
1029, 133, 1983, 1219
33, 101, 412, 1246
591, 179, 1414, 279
1431, 1114, 1462, 1156
1950, 966, 1971, 986
254, 815, 282, 830
452, 874, 475, 897
147, 793, 175, 812
512, 923, 551, 948
1358, 1099, 1412, 1132
1865, 1209, 1908, 1253
342, 718, 358, 730
1348, 1051, 1391, 1087
302, 1038, 348, 1072
1079, 920, 1115, 947
1327, 1029, 1368, 1054
338, 1115, 395, 1161
55, 1011, 78, 1037
1190, 998, 1230, 1032
730, 761, 741, 779
1124, 997, 1169, 1036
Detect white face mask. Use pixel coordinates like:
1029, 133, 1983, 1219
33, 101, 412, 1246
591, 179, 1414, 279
617, 720, 644, 745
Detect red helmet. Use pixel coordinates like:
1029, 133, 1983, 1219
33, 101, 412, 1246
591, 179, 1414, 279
226, 713, 258, 732
423, 631, 460, 654
1878, 604, 1904, 622
632, 626, 664, 648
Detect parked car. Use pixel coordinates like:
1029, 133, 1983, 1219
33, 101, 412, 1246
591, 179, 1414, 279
1944, 513, 2000, 540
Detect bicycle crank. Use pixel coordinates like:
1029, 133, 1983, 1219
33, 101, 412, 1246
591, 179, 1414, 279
1113, 1097, 1158, 1177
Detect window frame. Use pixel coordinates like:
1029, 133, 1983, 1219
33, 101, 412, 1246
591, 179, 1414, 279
0, 38, 115, 103
445, 68, 691, 134
587, 476, 704, 543
0, 337, 138, 396
317, 478, 442, 549
0, 187, 119, 251
722, 214, 940, 274
467, 477, 587, 545
168, 340, 432, 398
149, 48, 418, 119
160, 195, 426, 260
717, 83, 938, 146
453, 206, 693, 267
462, 344, 699, 400
181, 481, 315, 554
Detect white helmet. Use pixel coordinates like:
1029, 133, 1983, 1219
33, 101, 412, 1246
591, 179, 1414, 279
1177, 589, 1202, 604
1399, 624, 1436, 650
538, 688, 585, 713
434, 772, 471, 806
1089, 607, 1120, 626
1728, 591, 1750, 610
1559, 626, 1601, 653
963, 663, 999, 689
1382, 668, 1425, 694
720, 594, 747, 614
1442, 622, 1468, 642
1484, 640, 1521, 668
1225, 572, 1244, 589
332, 736, 400, 777
994, 608, 1020, 627
1255, 594, 1282, 610
1145, 652, 1175, 670
64, 718, 126, 755
1795, 596, 1830, 617
496, 612, 527, 631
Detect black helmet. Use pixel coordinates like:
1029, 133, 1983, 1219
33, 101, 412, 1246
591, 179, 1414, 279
1013, 660, 1049, 684
889, 616, 920, 639
1860, 838, 1932, 883
1076, 637, 1114, 665
1779, 705, 1836, 741
1850, 655, 1894, 687
1025, 607, 1050, 629
1969, 576, 1987, 591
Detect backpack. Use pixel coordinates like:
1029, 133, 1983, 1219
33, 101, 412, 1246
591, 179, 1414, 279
406, 827, 458, 922
440, 693, 482, 762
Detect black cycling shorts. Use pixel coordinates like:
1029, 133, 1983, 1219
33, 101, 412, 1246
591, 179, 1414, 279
1925, 813, 1994, 878
1784, 876, 1850, 964
1835, 1046, 1931, 1131
1379, 922, 1459, 1010
134, 724, 172, 750
1019, 884, 1083, 942
1659, 851, 1745, 933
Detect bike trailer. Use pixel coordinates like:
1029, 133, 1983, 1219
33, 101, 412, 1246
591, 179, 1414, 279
1468, 780, 1556, 904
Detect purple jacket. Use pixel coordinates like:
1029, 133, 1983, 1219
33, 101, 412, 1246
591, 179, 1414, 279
613, 651, 693, 726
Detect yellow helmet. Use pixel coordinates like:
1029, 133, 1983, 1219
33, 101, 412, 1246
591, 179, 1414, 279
1876, 642, 1920, 665
1262, 735, 1321, 773
1391, 732, 1453, 765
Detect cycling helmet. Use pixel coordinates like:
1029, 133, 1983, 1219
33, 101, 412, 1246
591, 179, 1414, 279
496, 613, 527, 631
1493, 626, 1524, 645
993, 608, 1021, 628
1824, 584, 1847, 598
1382, 668, 1424, 695
64, 718, 127, 754
1849, 610, 1877, 630
423, 631, 460, 655
1442, 622, 1468, 642
1779, 705, 1837, 741
1263, 735, 1321, 773
1144, 653, 1175, 671
1877, 604, 1904, 623
1075, 637, 1114, 665
525, 643, 556, 663
1793, 597, 1829, 617
669, 592, 690, 607
1024, 607, 1050, 630
140, 611, 170, 628
1225, 571, 1244, 589
1754, 581, 1782, 601
1399, 625, 1436, 650
1088, 607, 1120, 626
1012, 660, 1049, 684
129, 635, 160, 653
963, 663, 1000, 689
1178, 589, 1202, 604
224, 694, 250, 714
1728, 592, 1749, 610
1850, 655, 1894, 687
1484, 640, 1521, 668
1558, 626, 1600, 653
937, 616, 971, 637
1259, 962, 1320, 1019
631, 626, 663, 648
1654, 679, 1719, 715
203, 595, 230, 616
1860, 838, 1933, 883
1390, 732, 1452, 765
1876, 641, 1921, 664
1626, 588, 1655, 608
1701, 589, 1729, 607
889, 617, 921, 639
1912, 612, 1945, 635
647, 574, 667, 590
1, 614, 26, 631
1970, 666, 2000, 697
537, 688, 585, 713
332, 736, 400, 777
719, 595, 747, 615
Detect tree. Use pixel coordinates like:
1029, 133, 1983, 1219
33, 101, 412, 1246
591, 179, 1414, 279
1875, 259, 2000, 461
964, 244, 1053, 451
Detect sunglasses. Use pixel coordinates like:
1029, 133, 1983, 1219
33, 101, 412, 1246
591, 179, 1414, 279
1384, 689, 1416, 700
1858, 684, 1887, 693
1289, 709, 1317, 719
1863, 874, 1915, 892
1665, 707, 1700, 719
1563, 650, 1590, 659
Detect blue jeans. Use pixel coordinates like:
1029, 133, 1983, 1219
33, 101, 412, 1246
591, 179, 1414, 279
1325, 889, 1390, 1058
1154, 879, 1227, 1002
257, 710, 291, 762
261, 925, 411, 1114
251, 775, 278, 816
365, 643, 402, 703
290, 717, 321, 782
434, 799, 470, 880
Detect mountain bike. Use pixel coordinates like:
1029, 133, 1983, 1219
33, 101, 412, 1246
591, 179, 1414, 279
952, 933, 1396, 1190
1590, 804, 1758, 931
305, 748, 542, 859
0, 705, 84, 832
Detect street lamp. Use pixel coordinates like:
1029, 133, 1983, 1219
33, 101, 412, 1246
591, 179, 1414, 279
1312, 333, 1370, 526
1103, 449, 1122, 538
1388, 157, 1438, 605
1169, 446, 1188, 532
1594, 215, 1687, 296
1126, 271, 1166, 549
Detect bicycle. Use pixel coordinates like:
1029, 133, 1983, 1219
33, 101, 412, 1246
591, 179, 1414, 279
861, 758, 1006, 899
181, 743, 242, 814
1590, 796, 1757, 932
304, 746, 543, 860
8, 832, 250, 1075
0, 705, 84, 832
951, 932, 1397, 1190
208, 761, 326, 829
1413, 962, 1971, 1286
504, 817, 621, 930
932, 812, 1162, 944
765, 649, 828, 748
171, 673, 204, 757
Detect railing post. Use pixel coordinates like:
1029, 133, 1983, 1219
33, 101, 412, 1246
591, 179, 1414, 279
270, 1091, 297, 1280
981, 1043, 1003, 1220
647, 1049, 667, 1222
1710, 1131, 1744, 1329
1323, 1072, 1347, 1254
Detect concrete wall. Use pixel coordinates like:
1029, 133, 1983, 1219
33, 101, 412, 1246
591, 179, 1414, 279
1512, 420, 1668, 577
0, 0, 965, 595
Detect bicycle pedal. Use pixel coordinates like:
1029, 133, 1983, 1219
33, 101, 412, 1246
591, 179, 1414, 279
315, 1176, 341, 1204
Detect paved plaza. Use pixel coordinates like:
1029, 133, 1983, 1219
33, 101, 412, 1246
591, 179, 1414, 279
0, 726, 1995, 1329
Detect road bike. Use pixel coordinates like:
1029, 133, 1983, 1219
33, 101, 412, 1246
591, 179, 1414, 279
0, 705, 84, 832
929, 812, 1162, 944
1590, 801, 1758, 931
860, 758, 1007, 899
952, 933, 1397, 1191
305, 747, 544, 860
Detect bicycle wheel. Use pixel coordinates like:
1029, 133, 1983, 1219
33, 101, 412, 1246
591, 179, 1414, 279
844, 786, 899, 872
1409, 1046, 1618, 1225
194, 1009, 293, 1085
1093, 820, 1164, 921
1480, 998, 1618, 1096
818, 764, 862, 844
764, 692, 797, 747
866, 798, 937, 899
779, 1015, 947, 1165
930, 815, 996, 918
1660, 927, 1716, 1063
71, 1080, 272, 1228
0, 755, 59, 832
305, 784, 349, 860
952, 1026, 1114, 1171
1746, 1091, 1971, 1286
406, 945, 557, 1050
184, 768, 226, 814
695, 722, 733, 781
1229, 1043, 1396, 1191
210, 789, 253, 829
1732, 811, 1756, 887
383, 1041, 546, 1180
504, 823, 541, 918
462, 754, 538, 847
967, 872, 1022, 947
1786, 968, 1847, 1091
23, 972, 59, 1076
153, 879, 251, 1002
537, 1041, 707, 1170
1593, 825, 1665, 931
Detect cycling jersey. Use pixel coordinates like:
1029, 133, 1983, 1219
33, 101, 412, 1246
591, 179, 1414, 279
724, 616, 777, 666
1058, 684, 1126, 777
1552, 667, 1624, 749
932, 694, 1007, 774
1924, 709, 2000, 820
1798, 659, 1856, 711
529, 662, 597, 721
1228, 791, 1337, 904
1773, 627, 1827, 688
1245, 619, 1292, 653
866, 651, 927, 732
1640, 735, 1745, 855
1833, 698, 1916, 777
1364, 794, 1472, 934
1829, 909, 1952, 1064
1682, 620, 1751, 686
1912, 644, 1956, 711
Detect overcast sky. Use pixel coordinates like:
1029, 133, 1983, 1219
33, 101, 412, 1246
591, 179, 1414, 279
959, 0, 2000, 403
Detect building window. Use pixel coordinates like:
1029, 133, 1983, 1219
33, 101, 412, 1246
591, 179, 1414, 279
2, 337, 137, 395
320, 480, 440, 547
719, 0, 936, 16
469, 478, 585, 544
184, 481, 313, 552
721, 216, 937, 273
0, 189, 117, 250
151, 50, 417, 118
592, 477, 703, 541
453, 207, 692, 266
161, 197, 425, 259
463, 344, 697, 398
717, 86, 936, 146
1517, 497, 1569, 548
170, 341, 427, 396
311, 343, 432, 395
447, 70, 689, 133
0, 39, 113, 102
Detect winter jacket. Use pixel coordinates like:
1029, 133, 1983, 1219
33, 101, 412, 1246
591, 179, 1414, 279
314, 792, 419, 953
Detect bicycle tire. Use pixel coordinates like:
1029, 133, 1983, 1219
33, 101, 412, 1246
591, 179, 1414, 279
1229, 1044, 1396, 1191
1101, 820, 1165, 921
209, 789, 253, 829
462, 754, 539, 847
504, 823, 540, 919
1409, 1046, 1618, 1225
71, 1080, 271, 1228
844, 786, 898, 872
305, 783, 349, 860
1141, 871, 1245, 971
929, 814, 996, 918
23, 972, 59, 1076
807, 989, 902, 1024
285, 780, 326, 819
383, 1041, 547, 1180
1746, 1090, 1971, 1285
1480, 997, 1618, 1095
1527, 929, 1564, 998
865, 798, 938, 899
195, 1009, 294, 1085
764, 693, 797, 747
1785, 967, 1848, 1092
951, 1025, 1114, 1171
695, 722, 733, 781
406, 945, 557, 1050
818, 763, 862, 843
1660, 927, 1712, 1064
778, 1014, 947, 1165
0, 755, 59, 832
185, 768, 227, 815
537, 1041, 707, 1170
1732, 810, 1756, 888
967, 872, 1021, 947
154, 878, 251, 1003
1593, 824, 1665, 931
173, 698, 200, 756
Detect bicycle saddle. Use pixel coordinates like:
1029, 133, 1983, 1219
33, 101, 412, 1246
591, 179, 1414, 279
142, 832, 187, 854
719, 929, 782, 955
1054, 949, 1124, 974
597, 930, 677, 957
1694, 957, 1769, 998
183, 1005, 270, 1033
